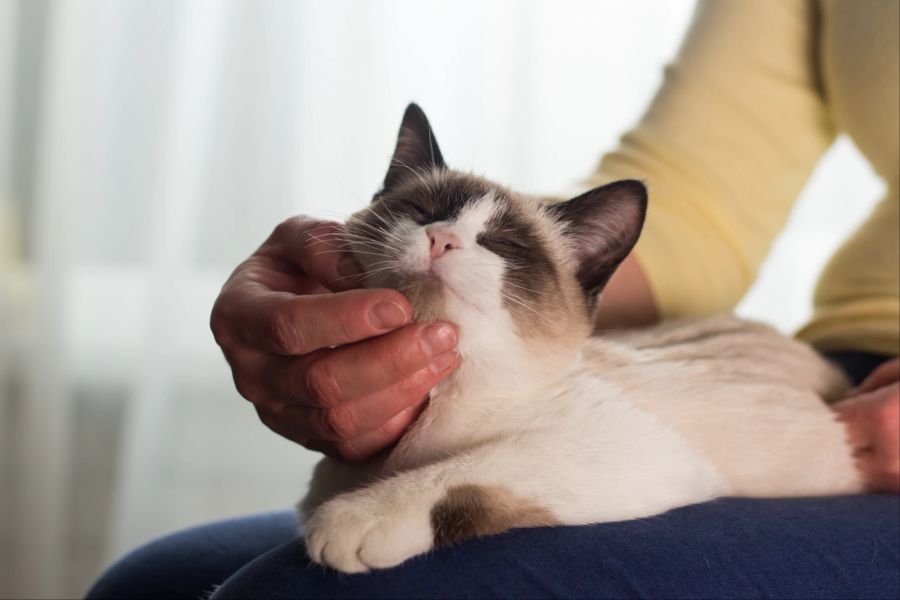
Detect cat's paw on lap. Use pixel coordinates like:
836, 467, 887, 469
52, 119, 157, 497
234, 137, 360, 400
305, 492, 433, 573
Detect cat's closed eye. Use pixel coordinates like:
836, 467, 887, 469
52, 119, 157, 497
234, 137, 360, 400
476, 232, 528, 254
398, 199, 429, 222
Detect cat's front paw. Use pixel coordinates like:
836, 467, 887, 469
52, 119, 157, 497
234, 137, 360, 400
304, 491, 434, 573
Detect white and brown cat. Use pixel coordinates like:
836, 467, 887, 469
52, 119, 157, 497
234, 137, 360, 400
298, 104, 861, 573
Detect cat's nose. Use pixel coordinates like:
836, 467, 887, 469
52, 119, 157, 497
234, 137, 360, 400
426, 226, 462, 259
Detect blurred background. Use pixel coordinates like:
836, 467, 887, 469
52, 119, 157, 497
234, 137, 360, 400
0, 0, 885, 597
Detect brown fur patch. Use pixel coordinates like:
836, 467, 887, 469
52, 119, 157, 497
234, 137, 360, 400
430, 484, 559, 547
395, 271, 446, 322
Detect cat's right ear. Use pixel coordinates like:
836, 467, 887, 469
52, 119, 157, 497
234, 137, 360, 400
380, 103, 446, 195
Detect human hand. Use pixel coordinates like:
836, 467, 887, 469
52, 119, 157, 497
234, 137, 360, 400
833, 358, 900, 493
210, 216, 460, 461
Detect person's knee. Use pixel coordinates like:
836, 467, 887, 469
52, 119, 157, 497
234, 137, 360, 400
86, 533, 206, 599
213, 498, 900, 599
87, 512, 297, 599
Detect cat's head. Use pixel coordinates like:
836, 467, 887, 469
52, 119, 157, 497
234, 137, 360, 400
346, 104, 646, 383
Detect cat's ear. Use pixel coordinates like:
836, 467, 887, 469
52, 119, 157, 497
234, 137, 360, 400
549, 180, 647, 301
381, 103, 446, 194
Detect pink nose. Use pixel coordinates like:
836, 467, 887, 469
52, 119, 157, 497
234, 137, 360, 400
426, 226, 462, 259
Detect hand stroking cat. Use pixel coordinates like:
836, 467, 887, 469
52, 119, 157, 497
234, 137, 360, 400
298, 104, 862, 574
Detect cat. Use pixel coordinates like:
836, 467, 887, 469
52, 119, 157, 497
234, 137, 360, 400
298, 103, 862, 574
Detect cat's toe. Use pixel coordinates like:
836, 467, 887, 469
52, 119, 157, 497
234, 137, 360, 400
320, 540, 369, 574
304, 507, 370, 573
356, 515, 433, 570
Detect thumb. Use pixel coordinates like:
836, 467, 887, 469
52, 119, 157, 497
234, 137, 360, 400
269, 217, 364, 292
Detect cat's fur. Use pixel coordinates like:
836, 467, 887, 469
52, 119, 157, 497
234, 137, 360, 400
298, 104, 861, 573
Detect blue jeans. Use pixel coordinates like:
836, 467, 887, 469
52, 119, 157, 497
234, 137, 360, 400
87, 352, 900, 599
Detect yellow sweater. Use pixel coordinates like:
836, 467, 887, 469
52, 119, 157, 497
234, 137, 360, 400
587, 0, 899, 356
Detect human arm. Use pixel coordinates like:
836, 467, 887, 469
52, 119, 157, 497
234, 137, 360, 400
833, 358, 900, 493
589, 0, 834, 327
210, 216, 460, 461
593, 255, 658, 330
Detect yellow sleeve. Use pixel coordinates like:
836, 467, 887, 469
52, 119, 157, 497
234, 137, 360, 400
587, 0, 834, 318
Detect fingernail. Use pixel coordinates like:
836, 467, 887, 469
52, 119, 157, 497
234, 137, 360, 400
428, 351, 459, 374
422, 323, 458, 357
338, 255, 362, 278
370, 300, 409, 330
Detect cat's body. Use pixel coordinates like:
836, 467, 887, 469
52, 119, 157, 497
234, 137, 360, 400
299, 105, 862, 573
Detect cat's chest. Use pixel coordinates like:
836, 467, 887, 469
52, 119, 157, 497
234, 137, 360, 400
382, 372, 624, 473
384, 392, 502, 471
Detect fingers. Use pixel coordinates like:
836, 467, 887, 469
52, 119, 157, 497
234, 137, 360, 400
267, 217, 363, 292
227, 288, 413, 356
868, 472, 900, 494
236, 316, 460, 460
857, 358, 900, 394
300, 402, 428, 462
835, 384, 900, 493
274, 350, 460, 442
266, 322, 458, 407
857, 433, 900, 494
216, 286, 443, 460
335, 401, 430, 461
214, 215, 446, 461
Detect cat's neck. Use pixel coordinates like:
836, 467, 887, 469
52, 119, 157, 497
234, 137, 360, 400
384, 336, 585, 470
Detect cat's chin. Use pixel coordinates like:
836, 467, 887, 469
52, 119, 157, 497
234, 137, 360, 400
369, 270, 493, 329
367, 271, 454, 324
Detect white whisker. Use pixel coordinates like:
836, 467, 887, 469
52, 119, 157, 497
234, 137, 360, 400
348, 218, 405, 244
499, 291, 553, 323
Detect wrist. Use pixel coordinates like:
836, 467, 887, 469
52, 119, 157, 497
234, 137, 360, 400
593, 254, 659, 330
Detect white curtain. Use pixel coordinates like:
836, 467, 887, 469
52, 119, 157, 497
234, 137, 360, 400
0, 0, 882, 597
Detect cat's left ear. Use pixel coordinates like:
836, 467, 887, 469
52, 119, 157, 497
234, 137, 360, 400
381, 103, 446, 195
549, 180, 648, 301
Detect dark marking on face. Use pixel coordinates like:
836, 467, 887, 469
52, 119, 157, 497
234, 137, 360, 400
431, 484, 560, 547
350, 172, 495, 266
374, 172, 495, 226
348, 103, 598, 340
348, 171, 499, 321
478, 204, 559, 307
350, 170, 566, 333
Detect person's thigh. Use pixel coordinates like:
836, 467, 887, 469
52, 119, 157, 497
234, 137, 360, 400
211, 496, 899, 600
86, 511, 298, 599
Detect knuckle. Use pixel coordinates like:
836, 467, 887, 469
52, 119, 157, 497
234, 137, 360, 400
395, 375, 425, 402
267, 370, 294, 404
335, 314, 362, 344
209, 310, 230, 347
233, 371, 260, 402
304, 359, 343, 408
255, 405, 275, 429
324, 406, 357, 440
378, 408, 414, 438
383, 345, 410, 378
253, 404, 279, 434
304, 439, 337, 457
269, 304, 305, 354
272, 217, 302, 241
335, 439, 368, 462
289, 217, 326, 250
